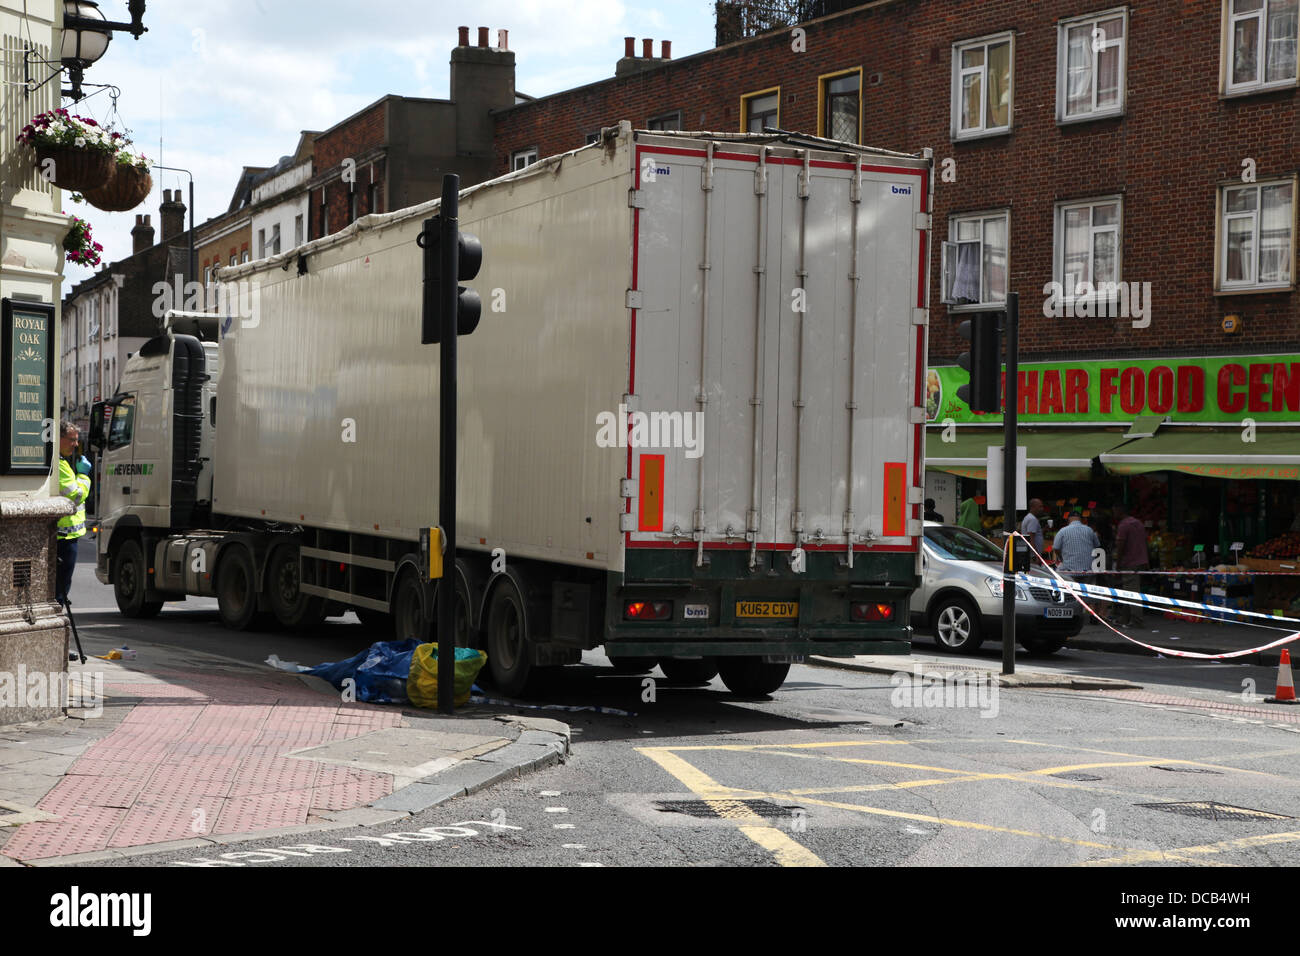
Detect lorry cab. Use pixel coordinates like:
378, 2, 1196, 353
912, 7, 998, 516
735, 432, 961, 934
89, 311, 220, 594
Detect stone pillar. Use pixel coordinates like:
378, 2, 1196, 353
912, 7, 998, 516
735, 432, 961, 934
0, 499, 72, 724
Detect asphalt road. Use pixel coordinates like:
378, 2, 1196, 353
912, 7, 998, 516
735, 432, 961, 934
69, 535, 1300, 868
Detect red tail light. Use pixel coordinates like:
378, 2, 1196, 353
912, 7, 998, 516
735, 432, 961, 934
624, 600, 673, 621
851, 602, 894, 622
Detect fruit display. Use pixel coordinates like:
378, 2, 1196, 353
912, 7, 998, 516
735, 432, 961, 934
1249, 532, 1300, 561
1148, 531, 1190, 568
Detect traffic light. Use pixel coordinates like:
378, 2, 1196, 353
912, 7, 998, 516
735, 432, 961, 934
955, 310, 1002, 413
419, 217, 483, 344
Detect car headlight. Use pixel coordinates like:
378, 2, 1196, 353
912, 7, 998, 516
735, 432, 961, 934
986, 576, 1029, 601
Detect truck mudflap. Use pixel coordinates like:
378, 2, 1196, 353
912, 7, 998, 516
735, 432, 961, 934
605, 549, 916, 658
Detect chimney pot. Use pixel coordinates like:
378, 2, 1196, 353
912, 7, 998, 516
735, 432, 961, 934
477, 26, 489, 48
642, 38, 653, 58
624, 36, 635, 57
458, 25, 469, 46
497, 28, 508, 50
662, 40, 671, 59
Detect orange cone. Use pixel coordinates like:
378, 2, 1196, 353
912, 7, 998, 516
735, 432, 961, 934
1267, 650, 1299, 704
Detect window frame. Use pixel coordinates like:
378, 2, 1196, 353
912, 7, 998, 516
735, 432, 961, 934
1215, 176, 1297, 292
107, 394, 136, 451
511, 147, 539, 171
740, 86, 781, 133
817, 67, 863, 144
1052, 195, 1125, 306
951, 31, 1016, 141
647, 111, 683, 132
1222, 0, 1300, 96
1056, 7, 1129, 123
941, 208, 1011, 311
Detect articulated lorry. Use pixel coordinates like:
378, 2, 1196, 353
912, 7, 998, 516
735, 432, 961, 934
90, 124, 933, 696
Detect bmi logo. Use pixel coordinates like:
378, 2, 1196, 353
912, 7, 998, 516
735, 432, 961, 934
891, 184, 912, 195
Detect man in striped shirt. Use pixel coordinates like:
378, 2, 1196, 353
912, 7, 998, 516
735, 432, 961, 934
1053, 509, 1100, 614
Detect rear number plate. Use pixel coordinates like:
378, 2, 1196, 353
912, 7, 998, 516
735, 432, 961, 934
736, 601, 798, 619
1044, 607, 1073, 618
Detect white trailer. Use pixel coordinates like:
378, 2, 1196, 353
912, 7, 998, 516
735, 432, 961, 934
91, 125, 932, 696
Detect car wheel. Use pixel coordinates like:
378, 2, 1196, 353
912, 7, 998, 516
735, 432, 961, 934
932, 596, 983, 653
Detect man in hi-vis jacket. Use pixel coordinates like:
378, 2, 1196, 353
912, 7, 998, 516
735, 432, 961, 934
56, 421, 92, 607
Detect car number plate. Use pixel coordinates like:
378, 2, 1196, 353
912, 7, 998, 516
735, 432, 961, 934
1044, 607, 1073, 618
736, 601, 798, 619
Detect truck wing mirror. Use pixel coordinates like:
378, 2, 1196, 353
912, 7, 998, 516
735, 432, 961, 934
88, 401, 109, 449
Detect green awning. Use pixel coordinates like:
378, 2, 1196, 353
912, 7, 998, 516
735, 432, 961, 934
1100, 428, 1300, 480
926, 428, 1133, 481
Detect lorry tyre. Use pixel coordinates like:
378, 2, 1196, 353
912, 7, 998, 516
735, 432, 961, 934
113, 539, 162, 618
216, 546, 260, 631
607, 656, 658, 674
658, 658, 719, 684
486, 577, 535, 696
718, 657, 790, 697
266, 545, 325, 632
931, 596, 983, 653
392, 569, 430, 642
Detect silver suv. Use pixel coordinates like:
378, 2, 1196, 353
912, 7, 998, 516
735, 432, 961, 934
909, 522, 1082, 656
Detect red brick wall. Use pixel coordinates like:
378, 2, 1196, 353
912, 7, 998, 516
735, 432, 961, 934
311, 101, 389, 238
494, 0, 1300, 364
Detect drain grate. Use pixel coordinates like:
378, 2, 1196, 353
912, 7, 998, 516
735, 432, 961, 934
1137, 801, 1292, 821
654, 799, 797, 821
1150, 765, 1223, 775
1052, 772, 1103, 781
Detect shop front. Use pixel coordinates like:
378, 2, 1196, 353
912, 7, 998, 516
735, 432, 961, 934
924, 354, 1300, 616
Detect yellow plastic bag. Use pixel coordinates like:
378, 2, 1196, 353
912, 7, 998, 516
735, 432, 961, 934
407, 643, 487, 709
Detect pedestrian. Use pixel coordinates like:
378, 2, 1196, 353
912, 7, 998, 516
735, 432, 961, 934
957, 495, 982, 533
924, 498, 944, 522
56, 421, 92, 608
1053, 509, 1101, 613
1020, 498, 1046, 555
1111, 501, 1150, 628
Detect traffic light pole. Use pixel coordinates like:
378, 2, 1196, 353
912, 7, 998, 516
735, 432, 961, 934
1001, 292, 1019, 676
437, 174, 460, 714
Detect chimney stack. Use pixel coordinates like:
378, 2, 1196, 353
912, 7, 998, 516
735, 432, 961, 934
617, 37, 673, 78
662, 40, 671, 59
642, 38, 653, 58
458, 25, 469, 46
624, 36, 635, 57
477, 26, 489, 48
160, 189, 186, 243
131, 213, 154, 254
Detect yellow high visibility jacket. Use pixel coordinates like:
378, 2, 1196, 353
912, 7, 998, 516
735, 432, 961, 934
57, 457, 90, 540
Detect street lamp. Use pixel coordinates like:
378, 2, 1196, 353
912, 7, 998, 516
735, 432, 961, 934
25, 1, 147, 101
152, 164, 195, 289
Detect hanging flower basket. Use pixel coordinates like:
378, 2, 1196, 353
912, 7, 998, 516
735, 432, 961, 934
18, 109, 119, 192
81, 150, 153, 212
63, 214, 103, 268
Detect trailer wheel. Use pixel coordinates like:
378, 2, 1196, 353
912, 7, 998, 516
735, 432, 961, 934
392, 569, 430, 643
216, 546, 259, 631
658, 658, 719, 684
486, 576, 535, 696
718, 657, 790, 697
266, 545, 325, 632
113, 539, 162, 618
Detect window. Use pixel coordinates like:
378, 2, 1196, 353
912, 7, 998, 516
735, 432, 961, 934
1058, 8, 1128, 121
585, 131, 602, 145
271, 223, 281, 255
366, 182, 379, 215
952, 33, 1013, 138
230, 255, 237, 267
741, 88, 779, 133
108, 395, 135, 450
1219, 180, 1295, 288
320, 191, 329, 236
241, 250, 250, 264
1225, 0, 1299, 94
204, 266, 212, 290
819, 70, 861, 143
511, 147, 539, 171
294, 214, 304, 247
1054, 197, 1122, 299
941, 211, 1009, 307
257, 229, 266, 259
647, 112, 682, 131
348, 189, 357, 224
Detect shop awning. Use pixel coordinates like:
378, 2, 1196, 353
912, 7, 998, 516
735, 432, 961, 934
1100, 428, 1300, 480
925, 428, 1133, 481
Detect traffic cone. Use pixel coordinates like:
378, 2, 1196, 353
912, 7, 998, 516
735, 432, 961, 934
1266, 650, 1299, 704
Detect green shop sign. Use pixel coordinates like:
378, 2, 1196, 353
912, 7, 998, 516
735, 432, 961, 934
927, 353, 1300, 425
2, 299, 55, 475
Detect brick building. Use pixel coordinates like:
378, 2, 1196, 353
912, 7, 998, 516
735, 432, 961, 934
307, 25, 516, 241
493, 0, 1300, 555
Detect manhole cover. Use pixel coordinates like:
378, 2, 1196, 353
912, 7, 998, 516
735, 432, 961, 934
654, 800, 797, 820
1150, 765, 1223, 775
1052, 772, 1103, 781
1136, 801, 1292, 821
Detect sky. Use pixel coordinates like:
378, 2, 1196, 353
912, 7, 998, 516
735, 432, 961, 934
60, 0, 719, 287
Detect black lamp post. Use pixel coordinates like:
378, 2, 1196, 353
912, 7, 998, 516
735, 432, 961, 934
152, 164, 196, 288
57, 0, 147, 100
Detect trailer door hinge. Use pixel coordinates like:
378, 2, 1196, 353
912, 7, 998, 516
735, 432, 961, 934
623, 393, 640, 411
907, 518, 923, 537
908, 487, 924, 505
626, 289, 644, 310
914, 212, 932, 231
619, 512, 637, 533
912, 307, 929, 326
909, 406, 926, 424
628, 189, 647, 209
620, 479, 636, 498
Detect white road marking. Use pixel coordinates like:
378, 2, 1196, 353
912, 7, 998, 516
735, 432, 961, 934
544, 807, 569, 813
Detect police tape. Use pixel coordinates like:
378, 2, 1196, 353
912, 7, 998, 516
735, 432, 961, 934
1008, 532, 1300, 660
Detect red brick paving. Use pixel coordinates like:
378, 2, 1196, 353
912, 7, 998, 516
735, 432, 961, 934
3, 672, 400, 861
1091, 689, 1300, 723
